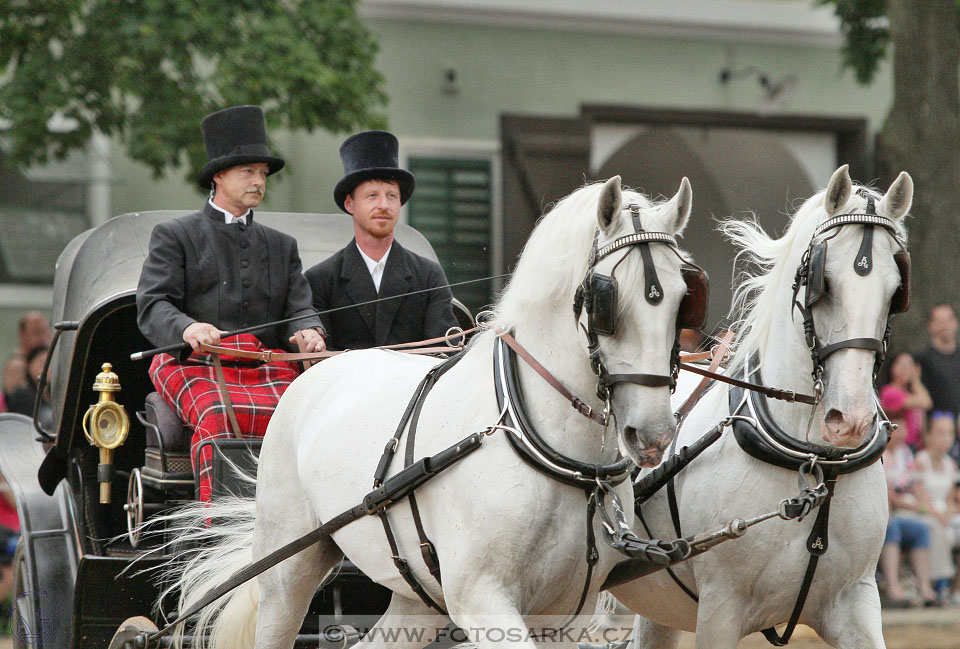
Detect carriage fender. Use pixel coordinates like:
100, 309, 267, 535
0, 413, 80, 649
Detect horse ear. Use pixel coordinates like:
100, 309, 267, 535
878, 171, 913, 221
666, 176, 693, 235
597, 175, 622, 234
824, 164, 852, 217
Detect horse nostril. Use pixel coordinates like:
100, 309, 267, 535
824, 409, 844, 425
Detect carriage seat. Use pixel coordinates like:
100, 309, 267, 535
143, 392, 190, 452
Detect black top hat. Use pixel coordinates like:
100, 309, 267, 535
334, 131, 415, 212
197, 106, 285, 189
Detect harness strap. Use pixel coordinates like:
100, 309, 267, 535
633, 421, 725, 504
629, 205, 665, 305
571, 492, 600, 620
374, 354, 462, 613
497, 329, 608, 426
678, 362, 817, 405
634, 503, 700, 602
405, 367, 445, 587
760, 477, 837, 646
675, 331, 734, 421
379, 510, 446, 614
601, 373, 673, 388
197, 341, 468, 363
815, 337, 885, 363
153, 503, 366, 639
210, 354, 243, 439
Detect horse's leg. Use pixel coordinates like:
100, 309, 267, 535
357, 593, 446, 649
630, 615, 682, 649
445, 593, 539, 649
690, 590, 743, 649
816, 579, 886, 649
252, 534, 341, 649
250, 459, 343, 649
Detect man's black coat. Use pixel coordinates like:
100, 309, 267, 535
136, 202, 321, 355
304, 240, 456, 350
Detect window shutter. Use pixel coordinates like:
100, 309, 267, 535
407, 157, 492, 314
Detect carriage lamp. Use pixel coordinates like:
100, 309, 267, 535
82, 363, 130, 504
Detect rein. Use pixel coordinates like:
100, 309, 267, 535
195, 327, 475, 363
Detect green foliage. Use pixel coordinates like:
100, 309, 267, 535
817, 0, 890, 83
819, 0, 960, 83
0, 0, 387, 183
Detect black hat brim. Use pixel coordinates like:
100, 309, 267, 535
198, 155, 285, 189
334, 168, 416, 213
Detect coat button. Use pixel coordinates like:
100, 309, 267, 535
243, 279, 251, 288
241, 259, 249, 268
242, 301, 250, 309
240, 240, 249, 249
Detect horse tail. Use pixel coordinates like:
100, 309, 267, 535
153, 496, 259, 649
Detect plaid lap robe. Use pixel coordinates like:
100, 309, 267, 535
149, 334, 301, 502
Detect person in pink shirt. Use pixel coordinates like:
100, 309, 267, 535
881, 351, 933, 451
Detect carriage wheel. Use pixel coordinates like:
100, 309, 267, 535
107, 616, 159, 649
124, 468, 145, 547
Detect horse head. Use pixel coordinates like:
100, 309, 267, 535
808, 165, 913, 447
583, 175, 698, 466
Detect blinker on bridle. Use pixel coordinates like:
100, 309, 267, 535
792, 191, 911, 397
574, 203, 710, 400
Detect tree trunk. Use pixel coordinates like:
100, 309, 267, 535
879, 0, 960, 345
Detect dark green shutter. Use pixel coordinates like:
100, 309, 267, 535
407, 157, 492, 314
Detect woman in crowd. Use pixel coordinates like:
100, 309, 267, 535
879, 414, 940, 607
880, 351, 933, 451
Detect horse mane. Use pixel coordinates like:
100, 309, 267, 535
492, 181, 679, 331
721, 184, 906, 374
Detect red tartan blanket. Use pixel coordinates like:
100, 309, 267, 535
149, 334, 301, 502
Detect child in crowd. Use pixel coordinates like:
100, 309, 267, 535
879, 415, 940, 607
914, 412, 960, 604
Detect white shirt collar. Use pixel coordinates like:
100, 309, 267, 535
356, 243, 392, 293
208, 198, 250, 225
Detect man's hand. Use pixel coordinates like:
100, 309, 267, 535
292, 328, 325, 353
183, 322, 226, 352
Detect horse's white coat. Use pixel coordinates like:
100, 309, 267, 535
165, 176, 701, 649
613, 167, 913, 649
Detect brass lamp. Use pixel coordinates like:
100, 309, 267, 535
82, 363, 130, 504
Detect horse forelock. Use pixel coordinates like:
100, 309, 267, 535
493, 182, 684, 331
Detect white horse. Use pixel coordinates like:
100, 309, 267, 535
609, 165, 913, 648
162, 175, 701, 649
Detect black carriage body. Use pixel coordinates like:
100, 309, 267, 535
0, 211, 452, 648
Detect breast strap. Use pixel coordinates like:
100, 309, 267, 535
727, 359, 888, 474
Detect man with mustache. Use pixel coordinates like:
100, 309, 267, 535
136, 105, 323, 501
305, 130, 456, 350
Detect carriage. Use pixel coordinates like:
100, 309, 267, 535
0, 167, 911, 649
0, 209, 473, 649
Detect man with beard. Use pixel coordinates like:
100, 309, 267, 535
305, 130, 456, 350
136, 105, 323, 500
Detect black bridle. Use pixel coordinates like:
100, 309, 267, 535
791, 193, 910, 399
573, 203, 708, 401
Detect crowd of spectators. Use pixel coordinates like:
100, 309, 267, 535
878, 304, 960, 608
0, 310, 52, 615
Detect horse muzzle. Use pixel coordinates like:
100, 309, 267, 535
821, 408, 877, 448
623, 426, 674, 467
